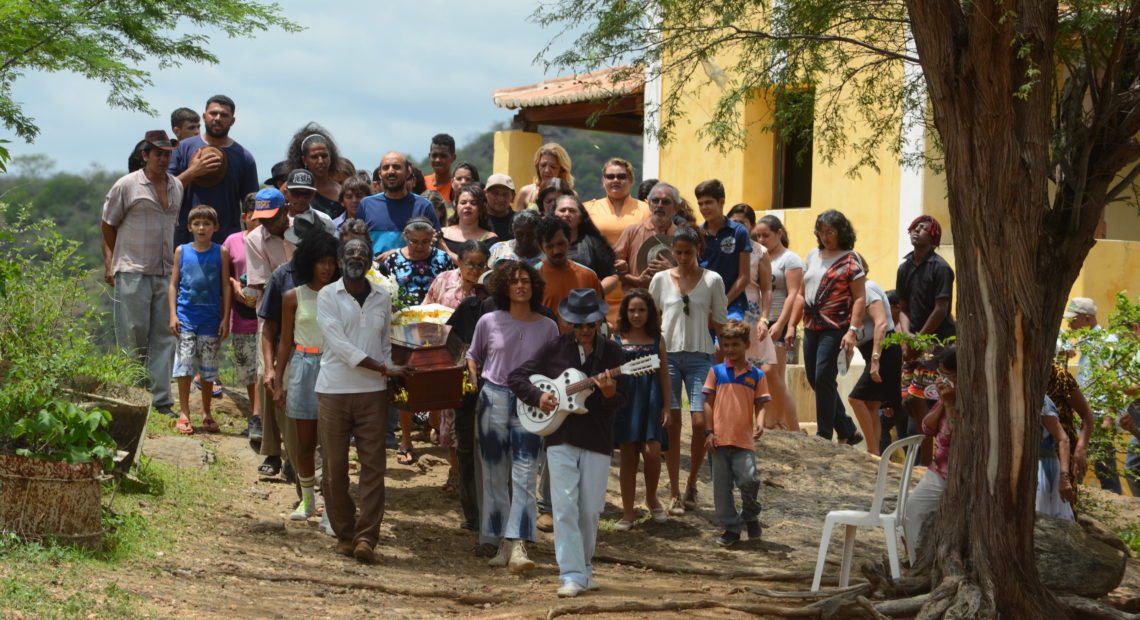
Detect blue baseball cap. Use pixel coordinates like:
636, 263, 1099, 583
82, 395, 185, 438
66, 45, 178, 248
251, 187, 285, 219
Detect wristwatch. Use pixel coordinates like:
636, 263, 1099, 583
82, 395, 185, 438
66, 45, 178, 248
848, 325, 860, 333
872, 353, 881, 360
704, 429, 715, 437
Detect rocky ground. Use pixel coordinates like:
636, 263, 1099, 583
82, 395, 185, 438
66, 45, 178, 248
97, 389, 1140, 618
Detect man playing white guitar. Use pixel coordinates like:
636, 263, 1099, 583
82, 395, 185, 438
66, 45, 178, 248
508, 289, 625, 598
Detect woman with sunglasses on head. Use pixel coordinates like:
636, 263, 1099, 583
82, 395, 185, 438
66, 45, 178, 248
799, 209, 865, 445
649, 226, 727, 515
285, 122, 344, 219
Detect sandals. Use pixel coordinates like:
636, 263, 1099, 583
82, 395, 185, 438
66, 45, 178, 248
176, 417, 194, 435
396, 447, 415, 465
258, 456, 282, 477
202, 417, 220, 433
442, 469, 459, 492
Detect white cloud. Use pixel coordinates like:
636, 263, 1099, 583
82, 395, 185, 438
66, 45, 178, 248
1, 0, 582, 174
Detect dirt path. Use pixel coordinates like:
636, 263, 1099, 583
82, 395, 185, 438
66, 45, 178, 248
116, 391, 1140, 619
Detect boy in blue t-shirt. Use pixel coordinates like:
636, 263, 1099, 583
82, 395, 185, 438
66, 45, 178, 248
698, 320, 770, 547
167, 205, 232, 435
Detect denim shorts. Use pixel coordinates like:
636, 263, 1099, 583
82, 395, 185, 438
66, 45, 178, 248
668, 351, 714, 412
286, 350, 321, 420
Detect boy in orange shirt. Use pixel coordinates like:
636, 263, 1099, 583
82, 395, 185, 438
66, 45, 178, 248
699, 320, 770, 546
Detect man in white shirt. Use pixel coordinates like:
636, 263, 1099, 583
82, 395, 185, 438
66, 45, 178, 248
316, 238, 410, 563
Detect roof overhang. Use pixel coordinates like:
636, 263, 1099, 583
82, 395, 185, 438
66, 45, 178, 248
492, 65, 645, 135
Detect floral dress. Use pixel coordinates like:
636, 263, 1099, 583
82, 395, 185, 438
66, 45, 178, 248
380, 248, 455, 305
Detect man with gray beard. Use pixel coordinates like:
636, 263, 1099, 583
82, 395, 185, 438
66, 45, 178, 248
315, 238, 410, 563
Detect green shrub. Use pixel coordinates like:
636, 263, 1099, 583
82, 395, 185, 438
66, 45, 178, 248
0, 204, 142, 465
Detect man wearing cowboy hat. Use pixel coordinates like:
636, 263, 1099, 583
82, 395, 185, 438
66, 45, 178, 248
508, 288, 625, 597
102, 129, 184, 415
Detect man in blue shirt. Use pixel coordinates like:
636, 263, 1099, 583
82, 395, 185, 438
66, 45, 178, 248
357, 152, 441, 255
696, 179, 751, 320
169, 94, 259, 245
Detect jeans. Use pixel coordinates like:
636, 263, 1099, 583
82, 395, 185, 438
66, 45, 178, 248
802, 328, 858, 440
879, 407, 911, 453
1126, 437, 1140, 497
548, 444, 610, 587
113, 272, 175, 409
536, 449, 552, 514
710, 446, 761, 533
668, 351, 715, 411
477, 382, 542, 544
1094, 455, 1122, 494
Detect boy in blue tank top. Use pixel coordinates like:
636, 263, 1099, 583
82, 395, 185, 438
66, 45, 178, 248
168, 205, 232, 434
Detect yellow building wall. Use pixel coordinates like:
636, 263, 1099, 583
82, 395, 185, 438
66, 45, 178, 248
1068, 240, 1140, 316
492, 130, 544, 194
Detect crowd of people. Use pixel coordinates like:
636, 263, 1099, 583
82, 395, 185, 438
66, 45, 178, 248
101, 95, 1140, 596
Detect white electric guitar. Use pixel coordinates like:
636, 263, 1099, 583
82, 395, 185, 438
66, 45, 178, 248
518, 354, 660, 436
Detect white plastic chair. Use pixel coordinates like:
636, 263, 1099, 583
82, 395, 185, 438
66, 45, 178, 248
810, 434, 924, 591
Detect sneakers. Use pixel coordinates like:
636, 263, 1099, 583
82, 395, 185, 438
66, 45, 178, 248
487, 539, 510, 567
155, 405, 177, 419
319, 512, 335, 537
746, 520, 762, 540
508, 539, 535, 573
557, 581, 586, 598
536, 512, 554, 532
353, 540, 376, 563
683, 486, 698, 510
290, 497, 316, 521
649, 506, 668, 523
247, 416, 263, 441
668, 497, 685, 516
716, 530, 741, 547
613, 519, 634, 531
848, 431, 865, 447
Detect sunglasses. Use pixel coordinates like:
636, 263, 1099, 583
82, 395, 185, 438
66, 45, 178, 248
649, 197, 673, 204
603, 173, 629, 181
571, 321, 599, 329
682, 294, 690, 316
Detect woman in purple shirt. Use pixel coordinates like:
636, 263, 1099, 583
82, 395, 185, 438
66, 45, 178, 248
465, 260, 559, 574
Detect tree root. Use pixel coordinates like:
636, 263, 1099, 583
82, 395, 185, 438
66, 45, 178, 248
588, 552, 820, 581
806, 583, 875, 617
217, 569, 506, 606
545, 599, 819, 619
746, 583, 871, 600
1060, 596, 1140, 620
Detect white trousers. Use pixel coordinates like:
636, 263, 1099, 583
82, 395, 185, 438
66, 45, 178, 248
548, 444, 610, 586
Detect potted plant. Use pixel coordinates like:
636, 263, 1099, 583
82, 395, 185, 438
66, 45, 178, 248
0, 207, 144, 547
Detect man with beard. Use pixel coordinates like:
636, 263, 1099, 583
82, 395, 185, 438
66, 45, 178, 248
316, 237, 410, 563
169, 95, 259, 244
613, 181, 679, 291
357, 152, 440, 255
536, 215, 603, 332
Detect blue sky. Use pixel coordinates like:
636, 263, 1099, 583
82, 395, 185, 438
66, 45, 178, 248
2, 0, 578, 175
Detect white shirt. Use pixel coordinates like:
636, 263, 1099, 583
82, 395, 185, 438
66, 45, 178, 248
315, 278, 393, 394
649, 268, 727, 355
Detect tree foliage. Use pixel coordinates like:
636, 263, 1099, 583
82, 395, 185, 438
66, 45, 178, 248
535, 0, 1140, 615
0, 0, 301, 142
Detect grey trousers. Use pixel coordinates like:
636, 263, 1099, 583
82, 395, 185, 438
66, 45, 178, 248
113, 272, 175, 410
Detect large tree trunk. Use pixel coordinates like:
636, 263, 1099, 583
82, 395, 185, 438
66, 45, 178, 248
902, 1, 1093, 617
